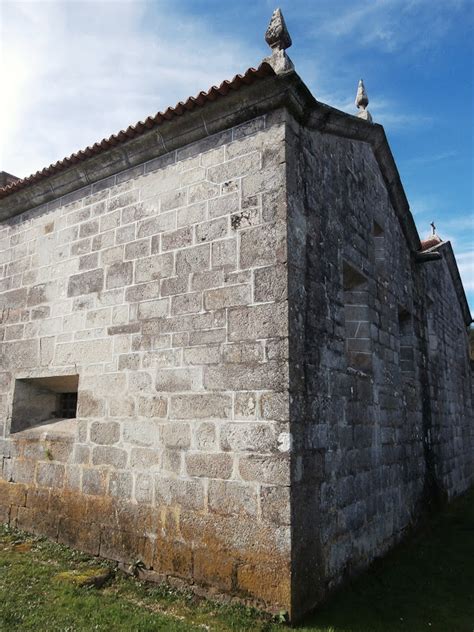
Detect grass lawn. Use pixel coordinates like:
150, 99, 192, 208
0, 487, 473, 631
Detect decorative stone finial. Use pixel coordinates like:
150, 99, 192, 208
430, 221, 436, 236
263, 8, 294, 74
355, 79, 373, 123
265, 8, 292, 51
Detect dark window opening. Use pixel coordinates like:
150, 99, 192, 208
343, 261, 372, 372
58, 392, 78, 418
398, 308, 415, 375
373, 221, 385, 264
11, 374, 79, 433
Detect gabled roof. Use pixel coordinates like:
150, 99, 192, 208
0, 63, 274, 199
422, 240, 471, 326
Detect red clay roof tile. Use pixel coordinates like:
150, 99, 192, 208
0, 62, 274, 200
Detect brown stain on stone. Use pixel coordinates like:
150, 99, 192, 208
0, 480, 291, 613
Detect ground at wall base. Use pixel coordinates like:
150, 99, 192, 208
1, 485, 473, 631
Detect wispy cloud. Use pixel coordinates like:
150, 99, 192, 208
456, 251, 474, 291
0, 1, 260, 178
313, 0, 472, 54
402, 150, 458, 166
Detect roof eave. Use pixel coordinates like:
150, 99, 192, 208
0, 67, 421, 256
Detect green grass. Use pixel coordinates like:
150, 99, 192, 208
1, 486, 473, 631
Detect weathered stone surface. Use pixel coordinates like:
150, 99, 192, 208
67, 269, 104, 296
0, 94, 471, 626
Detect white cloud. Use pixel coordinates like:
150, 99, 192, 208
314, 0, 471, 54
0, 0, 260, 178
456, 251, 474, 291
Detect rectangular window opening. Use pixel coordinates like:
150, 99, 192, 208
398, 308, 415, 375
343, 261, 372, 372
373, 221, 385, 264
11, 374, 79, 435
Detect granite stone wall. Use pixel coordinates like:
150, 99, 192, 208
0, 103, 472, 621
286, 114, 473, 617
0, 112, 292, 612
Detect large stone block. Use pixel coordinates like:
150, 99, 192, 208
228, 302, 287, 342
186, 452, 233, 479
106, 261, 133, 289
0, 339, 39, 369
67, 269, 104, 296
170, 393, 232, 419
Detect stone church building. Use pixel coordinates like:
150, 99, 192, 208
0, 9, 472, 622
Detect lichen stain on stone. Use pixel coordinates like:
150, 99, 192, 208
0, 480, 291, 612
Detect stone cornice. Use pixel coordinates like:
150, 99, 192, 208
1, 69, 421, 256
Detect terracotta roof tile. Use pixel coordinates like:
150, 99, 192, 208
420, 235, 443, 251
0, 62, 274, 200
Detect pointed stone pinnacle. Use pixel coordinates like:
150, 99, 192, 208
265, 8, 292, 52
355, 79, 373, 123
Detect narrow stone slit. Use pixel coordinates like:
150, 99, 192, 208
343, 261, 372, 372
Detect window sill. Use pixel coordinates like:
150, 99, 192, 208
10, 418, 77, 441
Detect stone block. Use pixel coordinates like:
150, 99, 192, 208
222, 342, 264, 364
260, 485, 291, 525
77, 391, 106, 417
161, 276, 188, 297
137, 396, 168, 418
0, 339, 39, 369
82, 467, 108, 495
109, 471, 133, 499
92, 446, 128, 469
134, 473, 154, 504
135, 253, 174, 284
154, 538, 193, 578
240, 222, 286, 269
220, 422, 277, 453
106, 261, 133, 289
204, 284, 250, 310
171, 292, 201, 315
170, 393, 231, 419
0, 288, 27, 309
67, 269, 104, 296
194, 422, 217, 451
234, 392, 258, 419
188, 181, 220, 204
195, 217, 228, 243
90, 421, 120, 445
175, 244, 210, 275
239, 454, 290, 485
10, 459, 36, 484
123, 420, 160, 447
208, 193, 239, 219
193, 548, 234, 590
208, 480, 257, 517
211, 237, 237, 269
228, 302, 287, 342
182, 345, 220, 365
207, 152, 260, 184
137, 298, 169, 320
154, 476, 204, 511
161, 422, 191, 449
36, 462, 65, 488
162, 226, 193, 251
155, 368, 201, 392
130, 447, 161, 469
186, 452, 233, 479
254, 264, 287, 302
125, 281, 161, 303
204, 362, 286, 391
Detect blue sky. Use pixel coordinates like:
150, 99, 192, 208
1, 0, 473, 309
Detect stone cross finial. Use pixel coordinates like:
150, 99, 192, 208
265, 8, 292, 51
355, 79, 373, 123
263, 8, 294, 74
431, 221, 436, 236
